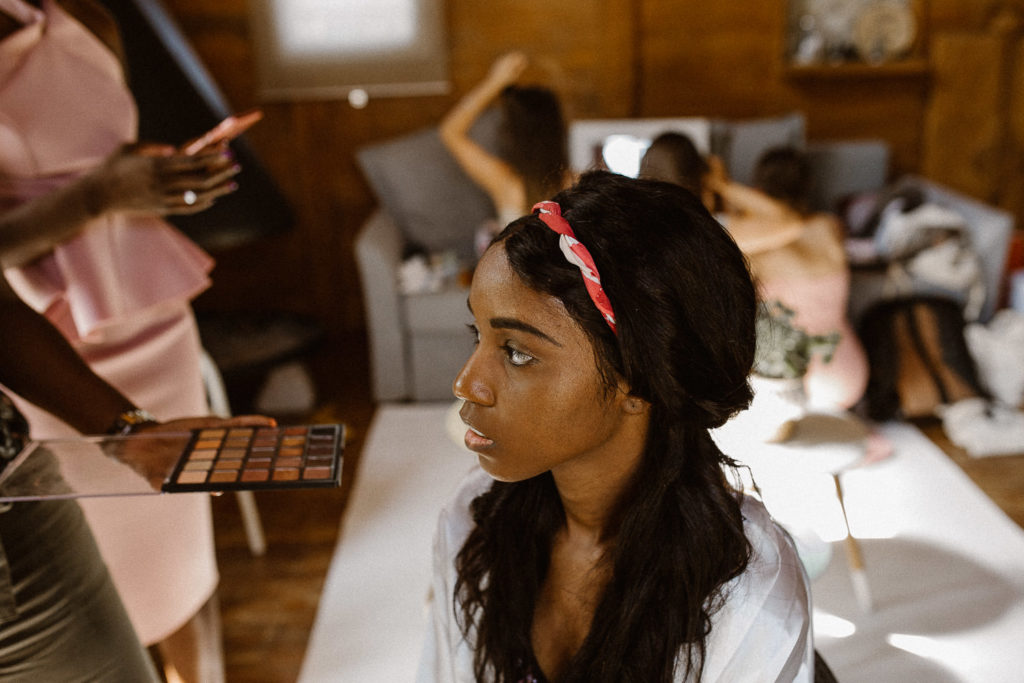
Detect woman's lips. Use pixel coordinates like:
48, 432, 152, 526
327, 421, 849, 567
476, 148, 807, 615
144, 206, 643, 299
463, 424, 494, 451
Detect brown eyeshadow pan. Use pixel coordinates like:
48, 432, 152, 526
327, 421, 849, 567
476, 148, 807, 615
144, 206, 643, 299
162, 424, 344, 493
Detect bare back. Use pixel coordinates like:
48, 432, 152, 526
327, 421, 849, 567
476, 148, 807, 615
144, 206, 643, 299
746, 213, 847, 283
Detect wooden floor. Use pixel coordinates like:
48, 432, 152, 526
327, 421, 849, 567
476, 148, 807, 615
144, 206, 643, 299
210, 337, 1024, 682
211, 335, 376, 683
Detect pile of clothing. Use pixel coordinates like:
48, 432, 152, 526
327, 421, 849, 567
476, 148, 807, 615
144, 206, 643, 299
844, 184, 986, 321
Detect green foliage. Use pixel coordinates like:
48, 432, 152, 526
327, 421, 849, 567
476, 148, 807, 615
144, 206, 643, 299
754, 300, 840, 379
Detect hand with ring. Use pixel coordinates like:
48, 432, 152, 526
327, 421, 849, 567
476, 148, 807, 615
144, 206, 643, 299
84, 141, 241, 217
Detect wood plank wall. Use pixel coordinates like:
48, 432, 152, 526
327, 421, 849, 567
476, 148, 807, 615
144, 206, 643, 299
157, 0, 1010, 341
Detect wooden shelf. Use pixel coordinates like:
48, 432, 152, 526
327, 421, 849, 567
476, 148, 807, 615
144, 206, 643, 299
785, 59, 930, 80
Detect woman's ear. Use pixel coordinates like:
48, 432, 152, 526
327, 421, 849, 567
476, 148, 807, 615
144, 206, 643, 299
621, 392, 649, 416
626, 397, 649, 415
614, 379, 649, 415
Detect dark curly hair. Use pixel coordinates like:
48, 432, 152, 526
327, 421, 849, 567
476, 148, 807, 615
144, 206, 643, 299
639, 131, 709, 200
753, 146, 812, 212
454, 171, 758, 682
498, 85, 569, 208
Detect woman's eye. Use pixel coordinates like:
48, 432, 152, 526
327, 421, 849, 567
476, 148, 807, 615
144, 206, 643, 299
466, 323, 480, 344
503, 345, 534, 367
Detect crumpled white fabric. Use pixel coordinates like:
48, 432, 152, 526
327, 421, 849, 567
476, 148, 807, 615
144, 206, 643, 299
965, 309, 1024, 408
874, 200, 985, 320
939, 397, 1024, 458
874, 200, 967, 259
398, 251, 462, 295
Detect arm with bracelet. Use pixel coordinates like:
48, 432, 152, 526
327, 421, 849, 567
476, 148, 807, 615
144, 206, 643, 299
0, 273, 137, 435
0, 273, 274, 488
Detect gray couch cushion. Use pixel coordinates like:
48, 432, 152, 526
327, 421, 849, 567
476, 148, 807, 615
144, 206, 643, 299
712, 112, 807, 185
805, 140, 890, 212
356, 109, 502, 262
402, 288, 472, 333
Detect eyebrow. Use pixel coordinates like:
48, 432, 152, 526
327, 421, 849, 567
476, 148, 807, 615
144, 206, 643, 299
490, 317, 562, 347
467, 300, 563, 347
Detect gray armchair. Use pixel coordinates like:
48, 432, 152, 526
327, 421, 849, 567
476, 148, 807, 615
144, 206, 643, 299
354, 118, 499, 402
355, 210, 474, 402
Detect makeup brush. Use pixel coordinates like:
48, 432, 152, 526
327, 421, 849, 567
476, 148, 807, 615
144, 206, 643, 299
833, 471, 873, 613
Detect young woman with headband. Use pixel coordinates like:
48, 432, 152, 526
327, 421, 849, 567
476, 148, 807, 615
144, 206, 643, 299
418, 171, 814, 682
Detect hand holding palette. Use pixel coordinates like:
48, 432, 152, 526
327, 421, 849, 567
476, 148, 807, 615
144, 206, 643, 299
163, 424, 344, 492
0, 424, 344, 502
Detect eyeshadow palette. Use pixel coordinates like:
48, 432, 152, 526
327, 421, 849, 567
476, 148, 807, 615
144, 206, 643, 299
162, 424, 345, 493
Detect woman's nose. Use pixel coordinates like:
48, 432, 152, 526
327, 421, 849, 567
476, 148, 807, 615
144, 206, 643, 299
452, 351, 494, 406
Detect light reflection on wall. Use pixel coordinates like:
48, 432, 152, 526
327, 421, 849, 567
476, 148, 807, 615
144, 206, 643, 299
568, 119, 711, 174
599, 135, 651, 178
272, 0, 417, 56
249, 0, 449, 100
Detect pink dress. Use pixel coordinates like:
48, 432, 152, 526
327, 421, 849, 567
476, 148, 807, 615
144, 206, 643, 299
758, 271, 869, 410
0, 0, 218, 645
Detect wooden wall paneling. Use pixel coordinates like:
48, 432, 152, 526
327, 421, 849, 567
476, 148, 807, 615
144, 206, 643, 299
639, 0, 792, 117
446, 0, 637, 118
922, 33, 1006, 203
779, 0, 930, 176
173, 18, 256, 116
163, 0, 450, 334
928, 0, 1011, 33
789, 76, 929, 176
1004, 37, 1024, 225
989, 7, 1024, 230
639, 0, 927, 175
926, 0, 1024, 229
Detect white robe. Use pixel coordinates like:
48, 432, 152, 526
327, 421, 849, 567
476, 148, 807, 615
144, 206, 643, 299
417, 467, 814, 682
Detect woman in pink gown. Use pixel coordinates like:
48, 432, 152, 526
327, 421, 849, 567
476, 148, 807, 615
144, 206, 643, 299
0, 0, 240, 679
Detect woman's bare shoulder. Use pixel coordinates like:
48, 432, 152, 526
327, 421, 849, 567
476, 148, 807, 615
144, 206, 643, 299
57, 0, 125, 64
803, 212, 842, 233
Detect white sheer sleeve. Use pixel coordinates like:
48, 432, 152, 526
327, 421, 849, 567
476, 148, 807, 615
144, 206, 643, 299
697, 497, 815, 682
416, 468, 491, 683
415, 508, 455, 683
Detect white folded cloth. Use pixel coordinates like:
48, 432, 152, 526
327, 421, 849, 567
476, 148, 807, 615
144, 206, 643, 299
965, 309, 1024, 408
939, 397, 1024, 458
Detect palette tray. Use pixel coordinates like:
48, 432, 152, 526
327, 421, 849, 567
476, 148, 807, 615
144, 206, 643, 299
162, 424, 345, 493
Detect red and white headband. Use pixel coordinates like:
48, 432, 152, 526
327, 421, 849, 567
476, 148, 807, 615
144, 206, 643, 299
533, 200, 617, 334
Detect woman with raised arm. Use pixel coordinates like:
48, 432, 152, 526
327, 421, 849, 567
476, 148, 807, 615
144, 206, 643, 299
440, 51, 572, 235
418, 171, 813, 682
